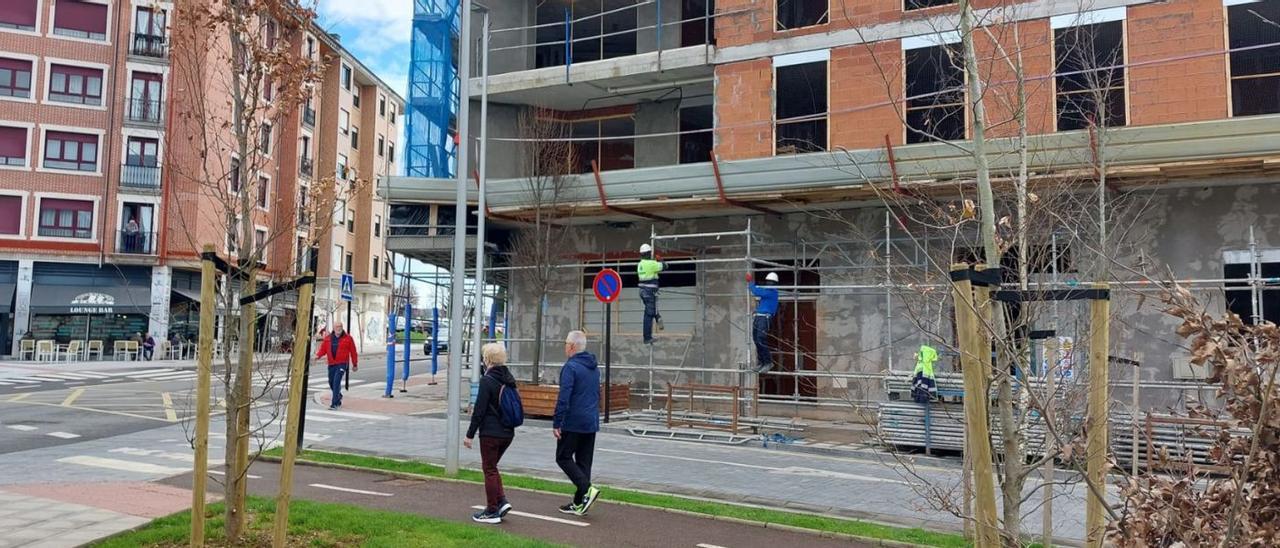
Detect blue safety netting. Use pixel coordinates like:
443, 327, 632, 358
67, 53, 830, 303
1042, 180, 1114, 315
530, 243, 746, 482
407, 0, 459, 178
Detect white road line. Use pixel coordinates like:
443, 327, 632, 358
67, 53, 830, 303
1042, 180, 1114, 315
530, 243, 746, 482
7, 425, 38, 431
47, 432, 81, 439
208, 469, 261, 479
33, 373, 86, 380
143, 373, 196, 381
598, 448, 908, 484
57, 456, 188, 475
469, 506, 589, 527
308, 409, 390, 421
296, 414, 347, 423
63, 371, 111, 378
309, 483, 393, 497
697, 544, 728, 548
13, 384, 38, 390
126, 370, 181, 378
49, 372, 100, 379
2, 378, 39, 384
0, 381, 13, 386
24, 376, 71, 382
123, 368, 174, 375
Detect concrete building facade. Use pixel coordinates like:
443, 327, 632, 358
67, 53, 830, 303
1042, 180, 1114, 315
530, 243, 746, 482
387, 0, 1280, 415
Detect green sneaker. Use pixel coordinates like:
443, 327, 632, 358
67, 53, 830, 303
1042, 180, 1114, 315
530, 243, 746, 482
580, 486, 601, 515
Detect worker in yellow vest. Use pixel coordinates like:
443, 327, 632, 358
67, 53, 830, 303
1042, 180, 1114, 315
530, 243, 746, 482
637, 244, 665, 344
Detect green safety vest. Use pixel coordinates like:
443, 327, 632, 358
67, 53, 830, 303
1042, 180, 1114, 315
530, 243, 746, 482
914, 344, 938, 379
637, 258, 664, 282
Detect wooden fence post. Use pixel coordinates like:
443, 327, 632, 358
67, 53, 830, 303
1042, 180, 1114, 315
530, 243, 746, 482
190, 245, 217, 547
1086, 283, 1111, 548
950, 264, 999, 547
272, 273, 316, 547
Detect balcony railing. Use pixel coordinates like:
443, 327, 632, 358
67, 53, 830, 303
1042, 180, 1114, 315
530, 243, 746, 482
116, 230, 157, 255
37, 226, 92, 239
300, 157, 313, 177
120, 163, 161, 190
302, 106, 315, 128
130, 33, 168, 59
126, 97, 163, 125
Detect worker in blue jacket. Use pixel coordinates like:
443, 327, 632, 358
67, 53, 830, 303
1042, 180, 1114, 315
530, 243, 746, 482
746, 272, 780, 373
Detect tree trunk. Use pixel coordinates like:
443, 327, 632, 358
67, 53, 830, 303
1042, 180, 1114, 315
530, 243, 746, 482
531, 293, 544, 384
225, 298, 254, 538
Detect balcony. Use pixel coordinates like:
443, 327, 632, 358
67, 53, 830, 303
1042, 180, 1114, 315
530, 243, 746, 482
120, 163, 161, 191
126, 97, 163, 125
302, 106, 315, 128
130, 33, 168, 59
116, 230, 157, 255
299, 157, 313, 178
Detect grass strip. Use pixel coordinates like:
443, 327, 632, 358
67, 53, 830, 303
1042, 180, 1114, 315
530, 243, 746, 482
264, 447, 969, 547
92, 496, 560, 548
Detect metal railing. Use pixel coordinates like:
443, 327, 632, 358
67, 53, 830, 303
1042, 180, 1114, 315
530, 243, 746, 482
299, 157, 313, 177
126, 97, 163, 124
130, 33, 168, 58
302, 106, 315, 128
116, 230, 157, 254
37, 226, 92, 239
120, 163, 161, 189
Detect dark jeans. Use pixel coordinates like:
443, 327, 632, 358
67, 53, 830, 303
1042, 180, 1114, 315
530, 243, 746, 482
752, 314, 772, 368
555, 431, 596, 504
640, 286, 660, 342
142, 347, 154, 360
480, 436, 513, 511
327, 364, 348, 406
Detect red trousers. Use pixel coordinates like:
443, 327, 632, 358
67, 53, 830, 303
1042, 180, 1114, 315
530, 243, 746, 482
480, 436, 513, 510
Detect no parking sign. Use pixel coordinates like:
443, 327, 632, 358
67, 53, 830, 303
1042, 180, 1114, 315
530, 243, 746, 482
591, 268, 621, 423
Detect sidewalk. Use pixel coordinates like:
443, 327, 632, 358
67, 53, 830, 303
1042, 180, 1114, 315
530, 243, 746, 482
0, 482, 192, 548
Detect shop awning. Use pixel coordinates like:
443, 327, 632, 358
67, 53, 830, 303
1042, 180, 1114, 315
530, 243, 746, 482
171, 287, 202, 303
0, 283, 14, 313
29, 285, 152, 315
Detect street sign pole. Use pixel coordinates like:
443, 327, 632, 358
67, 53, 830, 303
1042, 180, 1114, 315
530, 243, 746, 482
591, 268, 621, 425
604, 300, 612, 423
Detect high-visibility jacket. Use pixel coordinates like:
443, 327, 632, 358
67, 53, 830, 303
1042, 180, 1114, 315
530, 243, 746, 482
637, 258, 664, 286
913, 344, 938, 379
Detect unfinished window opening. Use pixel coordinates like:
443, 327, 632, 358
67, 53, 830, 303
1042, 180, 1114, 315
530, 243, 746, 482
775, 59, 827, 154
681, 0, 715, 47
568, 116, 635, 173
1225, 261, 1280, 325
581, 261, 697, 336
905, 0, 956, 11
679, 104, 713, 164
752, 260, 819, 399
776, 0, 827, 31
905, 43, 965, 143
534, 0, 637, 69
1228, 0, 1280, 116
1054, 19, 1126, 131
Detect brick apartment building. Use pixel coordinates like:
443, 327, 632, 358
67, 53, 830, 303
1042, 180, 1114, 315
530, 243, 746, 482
0, 0, 403, 356
390, 0, 1280, 415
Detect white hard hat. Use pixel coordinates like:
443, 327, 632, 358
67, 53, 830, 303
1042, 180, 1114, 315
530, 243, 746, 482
639, 244, 653, 254
765, 272, 779, 282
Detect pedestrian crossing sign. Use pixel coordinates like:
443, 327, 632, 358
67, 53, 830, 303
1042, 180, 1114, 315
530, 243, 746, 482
340, 273, 354, 302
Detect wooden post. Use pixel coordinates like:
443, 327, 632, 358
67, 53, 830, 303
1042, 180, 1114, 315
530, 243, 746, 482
1042, 337, 1057, 547
1085, 283, 1111, 548
272, 274, 315, 547
950, 265, 999, 547
190, 245, 217, 547
1130, 354, 1141, 477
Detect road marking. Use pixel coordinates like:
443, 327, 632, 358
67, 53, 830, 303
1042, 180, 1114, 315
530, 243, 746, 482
30, 373, 80, 380
469, 505, 589, 527
57, 456, 188, 475
126, 370, 181, 378
25, 376, 70, 382
208, 469, 261, 479
598, 448, 907, 484
100, 378, 124, 383
308, 409, 390, 421
13, 385, 39, 390
697, 544, 729, 548
2, 378, 39, 384
62, 371, 111, 379
47, 432, 81, 439
7, 425, 37, 431
296, 414, 346, 423
146, 372, 196, 380
8, 393, 31, 401
61, 388, 86, 407
161, 392, 178, 421
309, 483, 393, 497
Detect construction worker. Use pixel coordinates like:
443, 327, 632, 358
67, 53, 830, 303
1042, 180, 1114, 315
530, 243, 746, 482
637, 244, 665, 344
746, 272, 779, 373
912, 344, 939, 403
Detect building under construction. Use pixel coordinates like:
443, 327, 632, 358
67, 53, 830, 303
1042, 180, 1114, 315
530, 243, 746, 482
388, 0, 1280, 422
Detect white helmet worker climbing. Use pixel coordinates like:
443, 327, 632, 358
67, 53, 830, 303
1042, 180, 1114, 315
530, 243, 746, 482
765, 272, 779, 283
639, 243, 653, 254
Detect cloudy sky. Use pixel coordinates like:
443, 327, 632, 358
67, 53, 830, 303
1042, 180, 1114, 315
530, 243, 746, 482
316, 0, 414, 121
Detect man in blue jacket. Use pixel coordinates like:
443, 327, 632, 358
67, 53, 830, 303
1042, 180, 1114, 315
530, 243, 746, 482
553, 330, 602, 516
747, 272, 780, 373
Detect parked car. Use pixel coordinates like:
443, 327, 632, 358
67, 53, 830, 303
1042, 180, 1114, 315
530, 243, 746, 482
423, 324, 450, 355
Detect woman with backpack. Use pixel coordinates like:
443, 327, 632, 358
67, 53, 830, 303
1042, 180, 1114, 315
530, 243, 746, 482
465, 342, 521, 524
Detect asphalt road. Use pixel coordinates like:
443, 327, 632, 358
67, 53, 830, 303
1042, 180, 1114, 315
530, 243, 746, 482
162, 460, 870, 548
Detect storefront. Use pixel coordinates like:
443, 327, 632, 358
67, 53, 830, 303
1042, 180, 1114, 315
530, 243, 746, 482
27, 264, 152, 348
0, 261, 16, 355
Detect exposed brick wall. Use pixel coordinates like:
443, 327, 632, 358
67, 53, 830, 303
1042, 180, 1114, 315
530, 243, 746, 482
713, 58, 772, 160
974, 19, 1054, 138
1127, 0, 1228, 125
830, 40, 904, 150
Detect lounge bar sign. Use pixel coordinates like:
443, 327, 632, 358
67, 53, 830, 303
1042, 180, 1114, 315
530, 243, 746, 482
70, 292, 115, 314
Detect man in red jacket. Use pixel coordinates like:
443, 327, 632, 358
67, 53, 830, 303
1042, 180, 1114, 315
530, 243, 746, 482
316, 321, 358, 409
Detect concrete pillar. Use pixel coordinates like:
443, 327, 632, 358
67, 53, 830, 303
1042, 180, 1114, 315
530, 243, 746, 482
11, 259, 33, 355
149, 265, 172, 339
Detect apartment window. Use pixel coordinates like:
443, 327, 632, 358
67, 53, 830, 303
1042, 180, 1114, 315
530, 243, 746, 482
334, 200, 346, 224
43, 131, 98, 172
264, 20, 277, 50
905, 43, 966, 143
134, 6, 165, 37
128, 72, 163, 122
337, 153, 348, 180
679, 105, 713, 164
374, 214, 382, 237
1054, 16, 1126, 131
346, 209, 355, 233
378, 95, 386, 117
257, 175, 269, 208
341, 64, 352, 90
389, 106, 397, 125
775, 56, 828, 153
259, 123, 272, 155
0, 126, 27, 166
295, 237, 307, 273
125, 137, 158, 167
776, 1, 828, 31
352, 90, 361, 108
905, 0, 956, 10
568, 117, 635, 173
262, 73, 274, 102
0, 0, 38, 31
49, 64, 104, 106
254, 228, 266, 255
535, 0, 636, 68
372, 257, 379, 279
0, 58, 33, 98
0, 195, 20, 234
53, 0, 109, 41
306, 37, 316, 59
344, 252, 353, 273
1228, 0, 1280, 117
377, 134, 385, 157
38, 198, 93, 238
332, 244, 343, 271
388, 142, 395, 161
1226, 261, 1280, 324
351, 126, 359, 149
229, 157, 241, 193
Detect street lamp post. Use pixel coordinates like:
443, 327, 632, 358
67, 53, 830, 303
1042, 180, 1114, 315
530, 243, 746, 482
445, 0, 474, 476
471, 8, 491, 404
